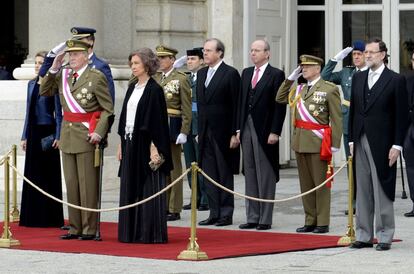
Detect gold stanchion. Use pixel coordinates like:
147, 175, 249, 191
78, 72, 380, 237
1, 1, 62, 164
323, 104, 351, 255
0, 155, 20, 247
177, 162, 208, 260
10, 144, 20, 222
338, 157, 355, 245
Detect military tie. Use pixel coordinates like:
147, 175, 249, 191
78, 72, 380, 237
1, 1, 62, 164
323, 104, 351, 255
161, 73, 166, 85
306, 84, 312, 95
72, 72, 79, 85
191, 73, 196, 85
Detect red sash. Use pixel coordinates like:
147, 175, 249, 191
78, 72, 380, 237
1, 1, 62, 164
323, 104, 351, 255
295, 119, 332, 162
64, 111, 101, 134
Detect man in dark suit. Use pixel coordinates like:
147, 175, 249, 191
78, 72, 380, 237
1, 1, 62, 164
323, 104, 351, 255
237, 40, 286, 230
403, 51, 414, 217
197, 38, 240, 227
349, 38, 408, 251
39, 27, 115, 103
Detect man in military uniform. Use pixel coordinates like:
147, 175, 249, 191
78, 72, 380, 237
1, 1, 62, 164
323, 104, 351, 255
39, 27, 115, 103
40, 39, 114, 240
321, 41, 367, 215
182, 47, 209, 211
153, 45, 192, 221
276, 55, 342, 234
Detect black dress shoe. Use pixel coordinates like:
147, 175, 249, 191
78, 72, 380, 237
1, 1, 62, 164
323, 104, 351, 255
404, 210, 414, 217
350, 241, 373, 249
376, 243, 391, 251
60, 233, 79, 240
167, 213, 181, 221
198, 217, 218, 226
60, 225, 71, 230
313, 226, 329, 233
296, 225, 315, 233
183, 203, 192, 210
256, 224, 271, 230
79, 234, 95, 241
215, 217, 232, 226
239, 223, 258, 229
198, 204, 209, 211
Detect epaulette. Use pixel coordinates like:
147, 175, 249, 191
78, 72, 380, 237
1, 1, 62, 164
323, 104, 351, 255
345, 65, 355, 68
324, 80, 337, 87
176, 70, 187, 76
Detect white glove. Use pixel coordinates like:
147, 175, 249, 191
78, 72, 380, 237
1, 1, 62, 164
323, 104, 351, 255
48, 42, 66, 57
173, 55, 187, 69
333, 47, 353, 62
331, 147, 340, 153
175, 133, 187, 144
287, 66, 303, 81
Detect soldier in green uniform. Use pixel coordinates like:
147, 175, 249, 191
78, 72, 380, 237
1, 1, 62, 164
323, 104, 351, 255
182, 47, 209, 211
153, 45, 192, 221
40, 39, 114, 240
276, 55, 342, 234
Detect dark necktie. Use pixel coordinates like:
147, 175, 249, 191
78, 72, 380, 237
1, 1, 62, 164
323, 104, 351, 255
306, 85, 312, 95
161, 73, 166, 84
72, 72, 79, 85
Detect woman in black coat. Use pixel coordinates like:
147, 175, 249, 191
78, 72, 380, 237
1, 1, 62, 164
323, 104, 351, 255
20, 51, 64, 227
117, 48, 172, 243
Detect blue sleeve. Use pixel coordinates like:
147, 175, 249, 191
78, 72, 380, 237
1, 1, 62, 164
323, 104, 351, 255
54, 95, 62, 140
21, 83, 31, 140
39, 56, 56, 77
100, 63, 115, 103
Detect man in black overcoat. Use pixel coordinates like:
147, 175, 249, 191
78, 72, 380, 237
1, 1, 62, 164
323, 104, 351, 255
237, 39, 286, 230
349, 38, 408, 251
197, 38, 240, 226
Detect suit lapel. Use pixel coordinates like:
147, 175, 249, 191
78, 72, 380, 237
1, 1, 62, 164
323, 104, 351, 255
197, 68, 208, 101
205, 62, 226, 102
27, 80, 36, 106
365, 68, 392, 112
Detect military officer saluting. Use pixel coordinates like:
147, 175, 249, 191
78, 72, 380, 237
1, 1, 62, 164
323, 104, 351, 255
153, 45, 192, 221
276, 55, 342, 234
40, 39, 114, 240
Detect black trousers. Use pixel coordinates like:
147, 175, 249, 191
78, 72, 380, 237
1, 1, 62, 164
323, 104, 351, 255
201, 129, 234, 219
404, 123, 414, 204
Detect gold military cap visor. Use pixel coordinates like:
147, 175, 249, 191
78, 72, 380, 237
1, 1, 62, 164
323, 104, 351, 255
155, 45, 178, 57
300, 54, 323, 66
65, 39, 90, 52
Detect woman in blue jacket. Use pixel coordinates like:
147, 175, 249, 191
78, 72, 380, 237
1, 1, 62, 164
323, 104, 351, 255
19, 51, 64, 227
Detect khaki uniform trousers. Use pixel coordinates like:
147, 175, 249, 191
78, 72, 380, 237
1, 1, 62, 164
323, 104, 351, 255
62, 151, 99, 236
295, 152, 331, 226
167, 143, 183, 213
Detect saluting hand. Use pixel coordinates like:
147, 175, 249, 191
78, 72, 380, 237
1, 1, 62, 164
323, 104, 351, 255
333, 47, 353, 62
50, 52, 66, 72
287, 66, 302, 81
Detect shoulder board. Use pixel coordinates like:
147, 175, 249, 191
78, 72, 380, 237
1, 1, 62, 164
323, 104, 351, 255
323, 80, 337, 87
176, 70, 187, 76
345, 65, 356, 68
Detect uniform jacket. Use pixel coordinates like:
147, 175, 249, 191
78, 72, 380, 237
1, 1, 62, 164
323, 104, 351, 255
321, 60, 357, 134
22, 78, 62, 140
239, 64, 286, 177
39, 53, 115, 103
153, 69, 192, 136
349, 67, 409, 201
40, 66, 114, 154
276, 78, 342, 153
197, 61, 241, 173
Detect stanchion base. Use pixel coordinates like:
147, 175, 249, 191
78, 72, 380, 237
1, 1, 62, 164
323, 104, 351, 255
0, 238, 20, 248
177, 249, 208, 260
10, 209, 20, 222
337, 236, 355, 246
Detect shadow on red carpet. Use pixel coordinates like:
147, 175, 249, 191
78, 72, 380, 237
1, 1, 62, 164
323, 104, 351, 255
7, 222, 345, 260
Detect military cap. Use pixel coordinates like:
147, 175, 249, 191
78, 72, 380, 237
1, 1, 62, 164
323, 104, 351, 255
155, 45, 178, 57
299, 54, 323, 66
71, 26, 96, 39
65, 39, 90, 52
353, 40, 365, 52
186, 47, 203, 59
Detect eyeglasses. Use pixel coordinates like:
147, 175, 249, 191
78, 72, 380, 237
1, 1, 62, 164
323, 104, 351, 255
364, 50, 382, 55
202, 49, 215, 53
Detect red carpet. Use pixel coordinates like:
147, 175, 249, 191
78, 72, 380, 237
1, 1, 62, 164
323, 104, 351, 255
6, 222, 344, 260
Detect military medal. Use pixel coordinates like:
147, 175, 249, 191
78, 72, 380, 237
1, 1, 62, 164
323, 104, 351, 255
313, 110, 319, 117
166, 92, 173, 99
309, 104, 315, 111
